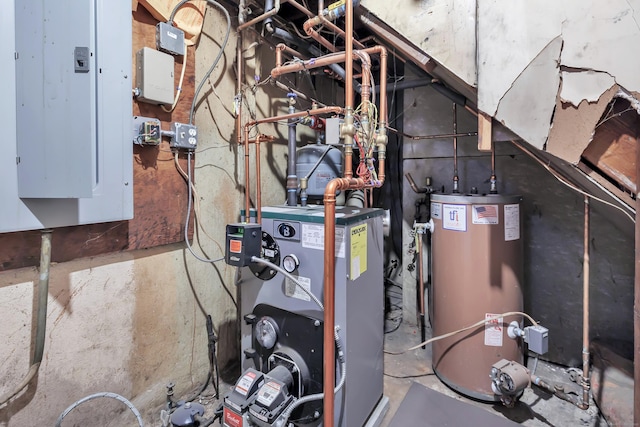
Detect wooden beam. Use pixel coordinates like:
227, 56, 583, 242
478, 111, 492, 152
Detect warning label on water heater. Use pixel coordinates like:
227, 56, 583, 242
504, 204, 520, 241
484, 313, 503, 347
442, 204, 467, 231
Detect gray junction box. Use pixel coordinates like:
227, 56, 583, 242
239, 205, 387, 426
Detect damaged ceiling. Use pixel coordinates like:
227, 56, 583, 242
362, 0, 639, 203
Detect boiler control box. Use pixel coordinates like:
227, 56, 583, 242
225, 223, 262, 267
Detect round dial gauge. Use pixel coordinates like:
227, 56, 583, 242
282, 254, 300, 273
254, 316, 279, 349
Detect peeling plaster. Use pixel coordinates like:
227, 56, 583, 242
361, 0, 477, 86
494, 37, 563, 150
477, 0, 564, 116
561, 0, 640, 94
560, 71, 616, 106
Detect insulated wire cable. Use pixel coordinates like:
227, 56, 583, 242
55, 392, 143, 427
174, 153, 226, 257
250, 256, 324, 311
510, 139, 635, 223
162, 40, 188, 113
184, 0, 231, 125
183, 151, 224, 263
385, 311, 539, 355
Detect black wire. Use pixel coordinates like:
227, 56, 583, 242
384, 371, 435, 379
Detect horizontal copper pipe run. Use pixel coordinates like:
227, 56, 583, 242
242, 107, 344, 222
287, 0, 314, 17
246, 106, 344, 128
303, 16, 337, 52
237, 0, 289, 32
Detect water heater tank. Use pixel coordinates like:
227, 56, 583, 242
296, 145, 342, 198
430, 193, 523, 401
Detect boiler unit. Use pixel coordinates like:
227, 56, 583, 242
430, 193, 524, 401
225, 205, 388, 427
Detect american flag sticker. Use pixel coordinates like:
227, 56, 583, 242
472, 204, 499, 225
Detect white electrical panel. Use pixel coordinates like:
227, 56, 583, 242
0, 0, 133, 232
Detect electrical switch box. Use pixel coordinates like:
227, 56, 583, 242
170, 122, 198, 150
526, 325, 549, 355
156, 22, 185, 56
226, 224, 262, 267
135, 47, 175, 105
325, 117, 344, 145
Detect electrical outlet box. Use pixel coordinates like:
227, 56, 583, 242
171, 122, 198, 150
156, 22, 185, 56
135, 47, 174, 105
225, 223, 262, 267
132, 116, 161, 145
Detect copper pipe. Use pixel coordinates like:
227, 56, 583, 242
243, 126, 251, 223
256, 134, 262, 223
303, 17, 337, 52
581, 196, 591, 409
237, 0, 288, 32
271, 51, 348, 78
345, 2, 354, 111
246, 106, 344, 128
322, 174, 386, 427
452, 103, 459, 193
489, 135, 497, 193
287, 0, 314, 17
275, 43, 307, 67
236, 32, 243, 144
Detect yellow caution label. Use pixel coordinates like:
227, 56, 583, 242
350, 223, 367, 280
328, 0, 346, 11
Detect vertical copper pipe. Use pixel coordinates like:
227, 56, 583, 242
244, 126, 251, 222
345, 3, 354, 110
323, 179, 339, 427
452, 103, 459, 193
635, 123, 640, 425
256, 134, 262, 224
236, 33, 243, 145
582, 195, 591, 408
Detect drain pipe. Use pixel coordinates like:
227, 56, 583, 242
287, 94, 298, 206
0, 229, 52, 406
580, 196, 591, 409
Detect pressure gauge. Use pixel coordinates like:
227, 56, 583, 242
282, 254, 300, 273
254, 316, 279, 349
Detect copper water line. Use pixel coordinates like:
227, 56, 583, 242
275, 43, 307, 67
452, 103, 459, 193
243, 126, 251, 222
237, 0, 289, 31
287, 0, 314, 17
236, 31, 243, 145
303, 17, 337, 52
581, 196, 591, 409
490, 137, 497, 193
242, 106, 345, 219
255, 134, 262, 223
